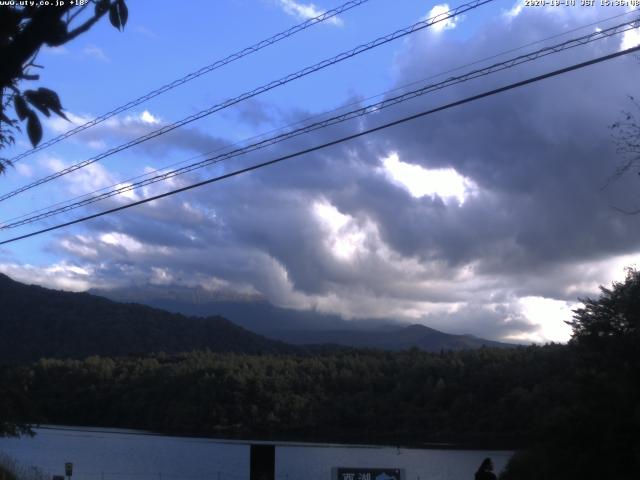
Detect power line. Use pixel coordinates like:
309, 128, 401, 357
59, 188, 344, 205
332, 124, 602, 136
3, 17, 637, 230
4, 8, 635, 227
1, 44, 637, 246
0, 0, 494, 203
2, 0, 372, 166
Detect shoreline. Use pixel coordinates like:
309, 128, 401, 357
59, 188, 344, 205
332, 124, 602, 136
32, 424, 518, 452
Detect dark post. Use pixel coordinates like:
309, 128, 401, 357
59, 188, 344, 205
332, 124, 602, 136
64, 463, 73, 480
249, 444, 275, 480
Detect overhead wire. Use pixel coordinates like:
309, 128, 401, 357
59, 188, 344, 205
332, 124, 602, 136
1, 43, 638, 246
0, 0, 495, 203
2, 0, 373, 165
3, 7, 636, 227
2, 17, 637, 230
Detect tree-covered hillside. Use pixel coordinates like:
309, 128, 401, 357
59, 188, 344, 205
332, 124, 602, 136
1, 270, 639, 478
0, 273, 296, 362
4, 345, 570, 446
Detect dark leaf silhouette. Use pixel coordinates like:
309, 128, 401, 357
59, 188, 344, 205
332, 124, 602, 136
1, 1, 129, 152
24, 90, 51, 117
117, 0, 128, 29
95, 0, 110, 15
36, 88, 67, 120
14, 95, 29, 121
44, 19, 69, 47
109, 2, 124, 30
23, 88, 69, 121
26, 111, 43, 146
108, 0, 128, 31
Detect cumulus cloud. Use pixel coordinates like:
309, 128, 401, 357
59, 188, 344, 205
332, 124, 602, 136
381, 153, 478, 205
0, 261, 95, 291
425, 4, 458, 32
620, 25, 640, 50
277, 0, 343, 26
43, 108, 227, 161
7, 5, 640, 344
39, 155, 117, 196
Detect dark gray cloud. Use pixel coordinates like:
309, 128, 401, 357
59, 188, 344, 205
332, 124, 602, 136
18, 5, 640, 343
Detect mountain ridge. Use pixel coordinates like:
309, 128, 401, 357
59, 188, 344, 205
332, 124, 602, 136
91, 283, 514, 351
0, 273, 296, 362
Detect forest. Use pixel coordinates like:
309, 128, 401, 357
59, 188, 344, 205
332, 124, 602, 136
1, 269, 639, 479
1, 344, 571, 446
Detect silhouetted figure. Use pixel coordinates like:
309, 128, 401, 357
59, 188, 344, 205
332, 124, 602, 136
475, 457, 497, 480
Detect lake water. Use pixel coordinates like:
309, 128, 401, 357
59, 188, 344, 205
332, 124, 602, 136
0, 427, 512, 480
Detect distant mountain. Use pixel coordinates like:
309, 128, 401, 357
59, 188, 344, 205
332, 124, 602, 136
93, 284, 514, 352
272, 324, 513, 350
0, 274, 296, 363
90, 284, 400, 335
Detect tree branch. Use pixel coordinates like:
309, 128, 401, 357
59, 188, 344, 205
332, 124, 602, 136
63, 2, 114, 43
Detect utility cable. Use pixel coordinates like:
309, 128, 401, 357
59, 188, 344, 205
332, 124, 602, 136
1, 43, 638, 246
3, 7, 635, 227
3, 0, 372, 165
0, 0, 494, 203
2, 17, 637, 230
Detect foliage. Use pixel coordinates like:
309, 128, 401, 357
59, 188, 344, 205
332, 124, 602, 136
3, 345, 576, 447
2, 270, 639, 474
607, 95, 640, 211
0, 0, 128, 172
569, 267, 640, 341
0, 365, 34, 438
501, 269, 640, 479
0, 458, 17, 480
0, 453, 48, 480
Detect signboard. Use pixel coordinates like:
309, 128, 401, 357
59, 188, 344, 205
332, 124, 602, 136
333, 468, 404, 480
64, 463, 73, 477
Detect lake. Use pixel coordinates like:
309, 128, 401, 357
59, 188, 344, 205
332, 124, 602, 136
0, 427, 512, 480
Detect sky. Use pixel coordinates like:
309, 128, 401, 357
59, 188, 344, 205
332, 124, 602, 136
1, 0, 640, 343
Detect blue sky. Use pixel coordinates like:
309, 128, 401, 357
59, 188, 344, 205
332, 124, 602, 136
2, 0, 640, 343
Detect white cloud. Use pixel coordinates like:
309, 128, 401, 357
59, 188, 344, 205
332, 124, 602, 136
45, 109, 163, 151
39, 155, 117, 197
87, 139, 108, 150
140, 110, 160, 125
514, 296, 576, 344
381, 153, 478, 205
100, 232, 146, 252
277, 0, 343, 26
15, 163, 34, 178
0, 262, 94, 291
9, 3, 640, 346
150, 267, 174, 285
620, 26, 640, 51
134, 25, 159, 39
313, 199, 370, 261
59, 236, 100, 259
503, 1, 523, 20
46, 111, 93, 134
83, 44, 110, 62
426, 4, 457, 32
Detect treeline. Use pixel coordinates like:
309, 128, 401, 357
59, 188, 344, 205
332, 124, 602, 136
2, 269, 640, 478
3, 345, 574, 447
